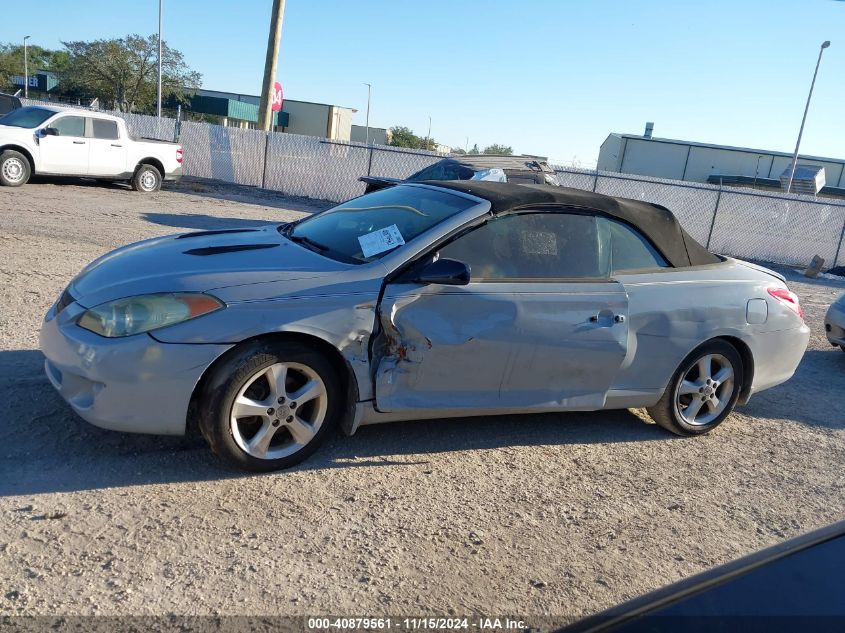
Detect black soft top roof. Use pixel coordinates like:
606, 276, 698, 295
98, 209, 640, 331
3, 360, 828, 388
423, 180, 719, 268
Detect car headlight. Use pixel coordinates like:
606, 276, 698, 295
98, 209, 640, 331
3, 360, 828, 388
77, 293, 224, 338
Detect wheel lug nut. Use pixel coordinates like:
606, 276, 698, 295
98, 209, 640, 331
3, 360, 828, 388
290, 402, 297, 409
267, 408, 275, 415
272, 419, 280, 427
286, 415, 293, 422
278, 397, 285, 404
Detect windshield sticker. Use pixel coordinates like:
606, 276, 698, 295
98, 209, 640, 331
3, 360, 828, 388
358, 224, 406, 257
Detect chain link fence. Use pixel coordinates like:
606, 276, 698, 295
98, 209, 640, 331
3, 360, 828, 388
553, 167, 845, 268
16, 99, 845, 268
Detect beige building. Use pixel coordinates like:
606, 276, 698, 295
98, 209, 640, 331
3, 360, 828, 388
188, 89, 357, 140
350, 125, 391, 145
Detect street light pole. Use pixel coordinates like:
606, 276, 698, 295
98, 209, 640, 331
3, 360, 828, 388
156, 0, 163, 117
785, 40, 831, 194
426, 115, 431, 151
363, 83, 371, 145
23, 35, 30, 99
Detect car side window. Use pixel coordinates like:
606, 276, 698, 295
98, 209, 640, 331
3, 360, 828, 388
50, 116, 85, 137
599, 217, 669, 273
438, 212, 606, 280
91, 119, 119, 140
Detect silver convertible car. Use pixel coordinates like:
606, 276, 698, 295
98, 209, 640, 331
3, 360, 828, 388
40, 182, 810, 471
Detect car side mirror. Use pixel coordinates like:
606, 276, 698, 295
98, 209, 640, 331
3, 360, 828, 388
43, 127, 59, 136
416, 258, 470, 285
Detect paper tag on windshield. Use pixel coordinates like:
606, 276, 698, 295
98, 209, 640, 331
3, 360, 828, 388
358, 224, 406, 257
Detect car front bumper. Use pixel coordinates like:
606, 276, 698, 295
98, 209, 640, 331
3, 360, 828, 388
39, 300, 231, 435
825, 302, 845, 348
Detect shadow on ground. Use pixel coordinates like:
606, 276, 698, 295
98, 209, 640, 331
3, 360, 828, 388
170, 178, 333, 214
2, 349, 668, 497
3, 345, 842, 497
142, 212, 277, 231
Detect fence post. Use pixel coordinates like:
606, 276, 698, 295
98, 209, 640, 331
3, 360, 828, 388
367, 145, 374, 177
706, 180, 723, 250
261, 132, 271, 189
833, 216, 845, 268
592, 168, 599, 192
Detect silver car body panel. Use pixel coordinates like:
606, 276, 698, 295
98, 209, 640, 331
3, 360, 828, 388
40, 301, 231, 435
824, 294, 845, 347
39, 184, 810, 437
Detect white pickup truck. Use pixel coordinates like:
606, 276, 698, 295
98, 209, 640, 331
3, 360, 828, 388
0, 105, 182, 192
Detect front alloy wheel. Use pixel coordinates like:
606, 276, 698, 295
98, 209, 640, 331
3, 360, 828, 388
199, 340, 341, 471
230, 362, 328, 460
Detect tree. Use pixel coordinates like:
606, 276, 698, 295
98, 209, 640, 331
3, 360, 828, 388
451, 147, 467, 155
0, 43, 68, 89
389, 125, 435, 150
483, 144, 513, 155
62, 34, 201, 112
468, 144, 480, 155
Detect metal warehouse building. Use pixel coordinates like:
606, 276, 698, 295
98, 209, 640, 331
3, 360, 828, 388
598, 132, 845, 196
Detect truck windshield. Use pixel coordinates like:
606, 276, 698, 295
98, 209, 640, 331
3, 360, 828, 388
282, 185, 479, 264
0, 107, 56, 129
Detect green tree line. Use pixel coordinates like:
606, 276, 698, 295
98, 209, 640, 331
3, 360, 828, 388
0, 35, 200, 113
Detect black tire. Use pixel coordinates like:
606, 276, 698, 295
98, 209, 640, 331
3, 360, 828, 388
0, 150, 31, 187
131, 164, 162, 192
198, 339, 342, 472
647, 340, 743, 436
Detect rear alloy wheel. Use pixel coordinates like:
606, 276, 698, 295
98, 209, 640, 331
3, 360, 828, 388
0, 150, 31, 187
199, 340, 341, 471
647, 340, 743, 436
131, 164, 162, 192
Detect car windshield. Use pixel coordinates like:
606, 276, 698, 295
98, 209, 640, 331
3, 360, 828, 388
283, 185, 478, 264
0, 106, 56, 129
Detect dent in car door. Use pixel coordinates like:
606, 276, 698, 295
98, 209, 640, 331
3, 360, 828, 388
373, 280, 629, 413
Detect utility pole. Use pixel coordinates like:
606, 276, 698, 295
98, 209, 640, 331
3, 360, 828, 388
786, 40, 830, 194
258, 0, 286, 131
426, 115, 431, 150
363, 83, 371, 145
156, 0, 163, 117
23, 35, 30, 99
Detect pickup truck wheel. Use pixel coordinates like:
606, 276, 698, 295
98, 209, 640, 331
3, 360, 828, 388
0, 150, 31, 187
132, 164, 162, 192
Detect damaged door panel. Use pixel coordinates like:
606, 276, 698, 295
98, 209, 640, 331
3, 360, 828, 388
372, 281, 630, 413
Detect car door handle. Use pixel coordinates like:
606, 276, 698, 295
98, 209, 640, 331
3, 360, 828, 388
111, 143, 122, 147
73, 141, 86, 145
590, 313, 626, 323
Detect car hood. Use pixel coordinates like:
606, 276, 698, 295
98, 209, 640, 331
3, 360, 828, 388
69, 225, 348, 307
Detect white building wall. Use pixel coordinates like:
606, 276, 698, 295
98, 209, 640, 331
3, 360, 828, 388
599, 134, 845, 188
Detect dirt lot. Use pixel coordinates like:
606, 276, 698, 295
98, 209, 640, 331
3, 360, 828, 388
1, 178, 844, 626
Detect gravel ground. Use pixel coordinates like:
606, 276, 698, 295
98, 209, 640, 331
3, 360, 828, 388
1, 178, 844, 627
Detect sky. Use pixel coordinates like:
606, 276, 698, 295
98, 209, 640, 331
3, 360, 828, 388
2, 0, 843, 166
